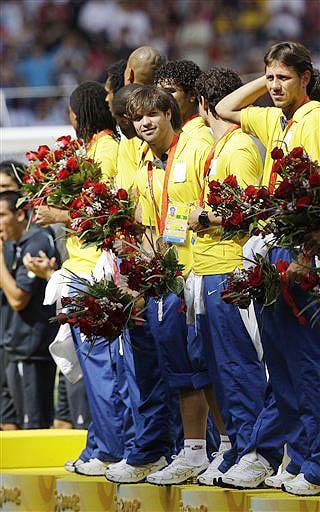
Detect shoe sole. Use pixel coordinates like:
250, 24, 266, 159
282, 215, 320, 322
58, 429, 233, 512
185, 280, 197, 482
217, 476, 270, 490
281, 483, 320, 496
105, 476, 147, 484
147, 475, 200, 486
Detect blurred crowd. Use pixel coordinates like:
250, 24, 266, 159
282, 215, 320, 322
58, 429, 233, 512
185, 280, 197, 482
1, 0, 320, 127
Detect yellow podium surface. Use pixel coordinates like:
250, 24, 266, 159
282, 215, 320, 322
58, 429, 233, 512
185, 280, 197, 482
1, 430, 319, 512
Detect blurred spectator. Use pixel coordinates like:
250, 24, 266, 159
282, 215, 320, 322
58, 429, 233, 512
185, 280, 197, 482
1, 0, 319, 127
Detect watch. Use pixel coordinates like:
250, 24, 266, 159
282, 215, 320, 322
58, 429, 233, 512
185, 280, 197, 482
198, 210, 210, 228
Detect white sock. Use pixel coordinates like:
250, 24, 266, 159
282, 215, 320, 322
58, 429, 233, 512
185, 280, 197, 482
220, 435, 231, 451
184, 439, 207, 466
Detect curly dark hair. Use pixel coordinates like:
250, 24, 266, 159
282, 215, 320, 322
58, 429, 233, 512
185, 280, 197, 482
154, 60, 202, 95
106, 59, 127, 94
69, 81, 117, 143
195, 67, 243, 118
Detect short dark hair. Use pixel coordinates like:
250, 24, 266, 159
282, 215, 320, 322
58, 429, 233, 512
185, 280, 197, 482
264, 42, 315, 95
195, 67, 243, 118
0, 160, 25, 188
0, 190, 25, 212
126, 86, 182, 131
106, 59, 127, 94
112, 83, 144, 118
69, 81, 117, 143
154, 60, 202, 96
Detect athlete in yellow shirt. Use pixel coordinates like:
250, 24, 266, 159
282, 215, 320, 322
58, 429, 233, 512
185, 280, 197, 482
216, 42, 320, 496
126, 85, 216, 485
186, 67, 274, 488
154, 59, 214, 146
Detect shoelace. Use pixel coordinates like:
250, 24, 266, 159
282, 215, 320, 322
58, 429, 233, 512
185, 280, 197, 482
232, 456, 270, 474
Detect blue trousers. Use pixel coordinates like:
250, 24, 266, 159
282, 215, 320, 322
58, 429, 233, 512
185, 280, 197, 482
122, 322, 173, 465
255, 247, 320, 484
197, 274, 269, 472
72, 330, 132, 462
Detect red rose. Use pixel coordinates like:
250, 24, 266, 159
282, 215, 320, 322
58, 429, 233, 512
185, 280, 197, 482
97, 215, 107, 225
295, 196, 311, 209
22, 174, 35, 184
83, 179, 95, 189
224, 175, 238, 187
289, 147, 304, 159
92, 182, 108, 195
56, 169, 71, 180
56, 135, 71, 148
53, 149, 64, 161
102, 236, 115, 249
109, 204, 120, 215
70, 197, 85, 209
208, 180, 221, 191
256, 187, 270, 200
300, 272, 319, 291
309, 172, 320, 187
39, 161, 49, 171
117, 188, 128, 201
274, 178, 293, 199
26, 151, 38, 161
244, 185, 258, 197
275, 259, 289, 274
33, 169, 43, 181
80, 219, 93, 230
207, 193, 222, 206
66, 156, 79, 172
120, 259, 133, 274
271, 147, 284, 160
37, 145, 50, 160
228, 210, 244, 226
247, 265, 264, 287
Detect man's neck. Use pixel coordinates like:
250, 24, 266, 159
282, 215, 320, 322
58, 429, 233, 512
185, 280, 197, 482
282, 95, 308, 120
182, 107, 198, 124
209, 114, 235, 139
149, 129, 176, 159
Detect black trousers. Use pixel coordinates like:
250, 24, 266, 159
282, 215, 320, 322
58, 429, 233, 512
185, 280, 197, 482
0, 346, 18, 424
6, 359, 56, 429
55, 371, 91, 429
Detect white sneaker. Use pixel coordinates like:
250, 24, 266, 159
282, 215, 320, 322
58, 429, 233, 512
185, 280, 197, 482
265, 470, 296, 488
106, 458, 127, 470
64, 458, 84, 473
105, 456, 167, 483
220, 453, 274, 489
282, 473, 320, 496
197, 450, 227, 486
75, 458, 111, 476
147, 450, 209, 485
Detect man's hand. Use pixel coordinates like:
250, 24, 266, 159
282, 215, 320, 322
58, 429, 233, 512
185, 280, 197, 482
23, 250, 57, 281
34, 205, 70, 226
286, 252, 312, 285
187, 206, 221, 234
304, 230, 320, 256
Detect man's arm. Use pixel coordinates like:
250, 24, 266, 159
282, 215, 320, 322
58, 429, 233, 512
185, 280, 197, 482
215, 76, 267, 125
0, 240, 32, 311
34, 205, 70, 226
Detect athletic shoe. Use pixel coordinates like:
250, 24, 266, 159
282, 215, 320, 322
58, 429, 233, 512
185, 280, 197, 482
219, 453, 274, 489
75, 458, 111, 476
282, 473, 320, 496
265, 470, 296, 488
105, 456, 167, 483
147, 450, 209, 485
105, 458, 127, 470
64, 458, 84, 473
197, 449, 227, 486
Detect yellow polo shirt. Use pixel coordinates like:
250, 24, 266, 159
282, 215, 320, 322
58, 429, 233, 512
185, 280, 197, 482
135, 131, 212, 275
115, 136, 144, 191
240, 101, 320, 185
63, 132, 119, 274
182, 114, 214, 145
193, 128, 263, 275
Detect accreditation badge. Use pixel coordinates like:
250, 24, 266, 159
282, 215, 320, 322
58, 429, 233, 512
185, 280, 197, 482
163, 203, 190, 245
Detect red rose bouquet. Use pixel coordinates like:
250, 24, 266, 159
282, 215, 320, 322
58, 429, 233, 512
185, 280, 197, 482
20, 135, 102, 208
52, 273, 144, 345
119, 245, 185, 297
68, 180, 141, 250
206, 175, 273, 240
260, 147, 320, 252
221, 254, 320, 326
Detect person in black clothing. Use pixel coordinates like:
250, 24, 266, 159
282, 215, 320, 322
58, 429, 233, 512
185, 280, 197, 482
0, 191, 57, 428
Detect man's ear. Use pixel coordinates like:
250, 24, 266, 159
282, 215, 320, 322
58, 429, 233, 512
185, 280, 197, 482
165, 109, 172, 121
200, 96, 209, 113
16, 209, 26, 223
302, 69, 311, 88
189, 91, 197, 104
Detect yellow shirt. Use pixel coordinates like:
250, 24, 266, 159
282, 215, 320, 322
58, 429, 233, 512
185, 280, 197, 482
115, 136, 144, 191
182, 114, 214, 145
193, 128, 263, 275
241, 101, 320, 186
135, 131, 212, 275
63, 132, 119, 274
